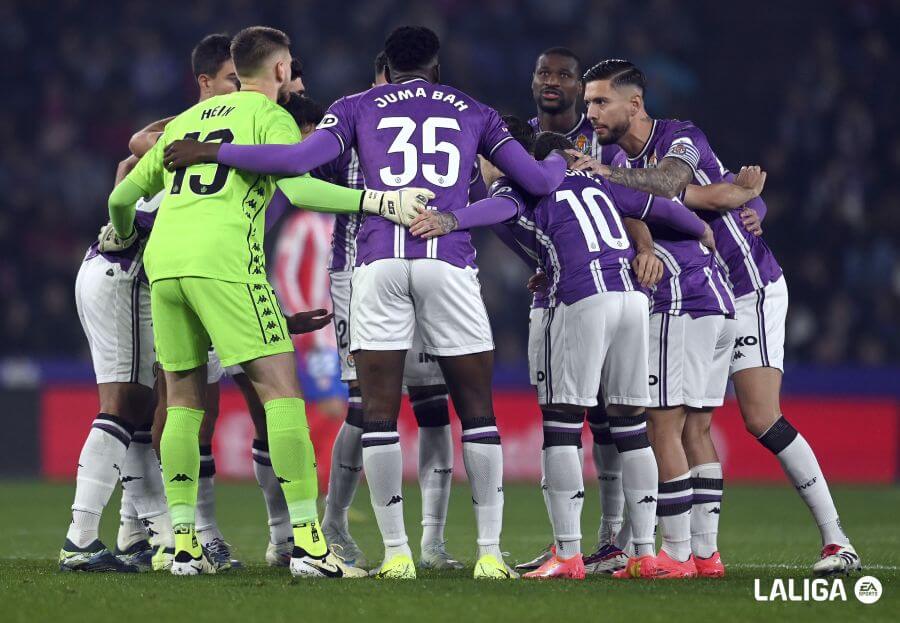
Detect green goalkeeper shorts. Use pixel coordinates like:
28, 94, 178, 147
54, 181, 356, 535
150, 277, 293, 371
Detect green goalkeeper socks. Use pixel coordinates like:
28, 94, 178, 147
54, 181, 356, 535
160, 406, 204, 527
265, 397, 325, 556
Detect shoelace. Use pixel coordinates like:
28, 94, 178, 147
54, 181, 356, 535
206, 538, 233, 563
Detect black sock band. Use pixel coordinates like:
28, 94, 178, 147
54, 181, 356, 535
757, 416, 798, 455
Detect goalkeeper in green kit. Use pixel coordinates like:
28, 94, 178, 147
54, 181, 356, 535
107, 26, 432, 578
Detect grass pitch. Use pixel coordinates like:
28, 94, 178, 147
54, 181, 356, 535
0, 481, 896, 622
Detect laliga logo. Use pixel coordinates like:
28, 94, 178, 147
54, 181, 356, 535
754, 576, 882, 604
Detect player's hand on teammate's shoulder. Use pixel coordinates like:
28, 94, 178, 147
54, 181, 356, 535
739, 207, 763, 237
409, 209, 459, 239
163, 139, 219, 171
286, 308, 334, 335
360, 187, 435, 227
631, 249, 664, 288
734, 165, 767, 198
565, 149, 610, 176
97, 222, 137, 253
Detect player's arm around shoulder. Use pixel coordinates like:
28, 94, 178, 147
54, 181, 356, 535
108, 130, 167, 240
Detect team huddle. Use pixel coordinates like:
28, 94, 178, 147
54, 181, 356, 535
62, 24, 862, 581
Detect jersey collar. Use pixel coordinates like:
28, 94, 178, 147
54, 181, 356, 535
628, 118, 658, 162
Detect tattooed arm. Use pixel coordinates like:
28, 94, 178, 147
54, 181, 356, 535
603, 156, 694, 199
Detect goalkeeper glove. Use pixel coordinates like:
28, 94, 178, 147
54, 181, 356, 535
97, 222, 138, 252
360, 187, 435, 226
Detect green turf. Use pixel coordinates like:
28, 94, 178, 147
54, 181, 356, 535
0, 481, 896, 622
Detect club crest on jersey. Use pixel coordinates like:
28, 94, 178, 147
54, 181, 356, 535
574, 134, 588, 154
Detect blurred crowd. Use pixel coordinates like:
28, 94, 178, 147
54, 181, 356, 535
1, 0, 897, 366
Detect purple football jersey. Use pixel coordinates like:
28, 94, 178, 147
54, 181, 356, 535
84, 194, 159, 283
620, 118, 782, 298
311, 148, 364, 272
528, 114, 621, 165
320, 79, 514, 268
488, 177, 548, 309
494, 170, 655, 307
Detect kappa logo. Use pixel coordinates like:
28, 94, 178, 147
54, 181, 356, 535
709, 506, 721, 514
169, 473, 193, 482
120, 475, 142, 484
732, 351, 746, 360
277, 476, 290, 484
637, 495, 657, 504
570, 490, 585, 500
386, 495, 403, 506
735, 335, 758, 347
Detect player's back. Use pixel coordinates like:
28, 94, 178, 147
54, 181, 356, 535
321, 79, 512, 268
135, 91, 301, 284
532, 170, 640, 306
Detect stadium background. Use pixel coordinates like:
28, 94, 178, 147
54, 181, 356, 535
1, 0, 898, 485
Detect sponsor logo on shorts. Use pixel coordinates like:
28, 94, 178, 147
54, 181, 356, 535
648, 374, 659, 386
735, 335, 759, 347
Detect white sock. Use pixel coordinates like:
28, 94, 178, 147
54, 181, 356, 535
462, 422, 504, 559
615, 517, 634, 555
540, 450, 555, 534
117, 499, 146, 551
362, 428, 409, 551
67, 415, 133, 548
323, 392, 365, 533
544, 445, 584, 560
195, 446, 222, 546
610, 414, 658, 557
759, 417, 849, 546
690, 462, 723, 558
117, 427, 156, 550
593, 442, 624, 544
418, 424, 453, 546
658, 472, 693, 563
252, 440, 292, 544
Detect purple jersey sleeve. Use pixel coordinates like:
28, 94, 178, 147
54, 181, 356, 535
491, 142, 566, 197
478, 107, 514, 159
217, 129, 343, 177
605, 181, 654, 219
318, 96, 358, 156
660, 122, 709, 174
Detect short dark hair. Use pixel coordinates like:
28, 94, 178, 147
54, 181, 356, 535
538, 47, 581, 73
281, 93, 324, 127
533, 131, 575, 161
374, 50, 388, 76
230, 26, 291, 77
291, 58, 303, 80
501, 115, 536, 154
384, 26, 440, 73
582, 59, 646, 93
191, 34, 232, 78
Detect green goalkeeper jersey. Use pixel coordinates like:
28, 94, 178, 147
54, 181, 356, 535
126, 91, 301, 284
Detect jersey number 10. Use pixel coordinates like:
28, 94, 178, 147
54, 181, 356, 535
556, 187, 630, 252
170, 129, 235, 195
378, 116, 461, 188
